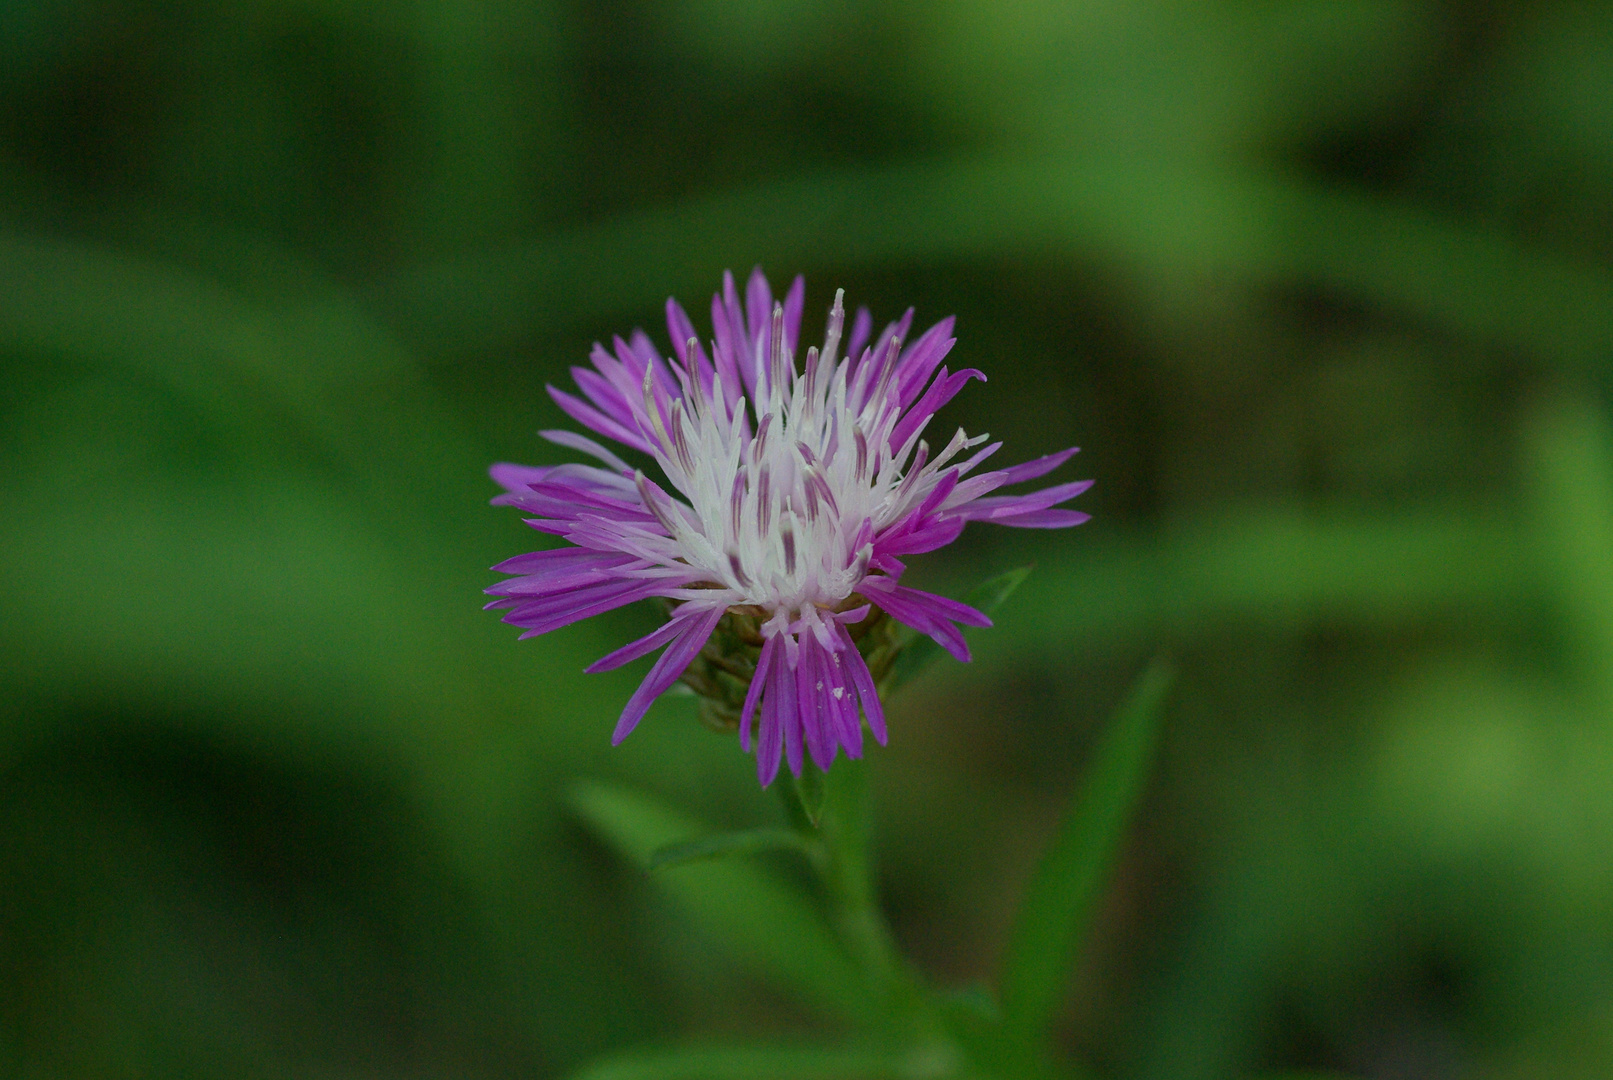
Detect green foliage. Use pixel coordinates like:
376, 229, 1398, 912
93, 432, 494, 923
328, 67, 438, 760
649, 827, 821, 872
568, 781, 876, 1023
879, 566, 1034, 695
999, 657, 1175, 1045
576, 662, 1171, 1080
791, 759, 830, 828
6, 1, 1613, 1077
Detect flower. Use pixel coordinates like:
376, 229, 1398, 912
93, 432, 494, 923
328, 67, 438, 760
487, 269, 1090, 786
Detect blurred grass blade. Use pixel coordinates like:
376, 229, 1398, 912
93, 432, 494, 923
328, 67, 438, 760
567, 1043, 929, 1080
1523, 395, 1613, 715
375, 156, 1613, 377
569, 781, 873, 1021
881, 566, 1032, 696
971, 509, 1533, 660
998, 656, 1175, 1043
649, 827, 819, 872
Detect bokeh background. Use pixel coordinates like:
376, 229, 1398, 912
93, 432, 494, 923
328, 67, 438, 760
4, 2, 1613, 1077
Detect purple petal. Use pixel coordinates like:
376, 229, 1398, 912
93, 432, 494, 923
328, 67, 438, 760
548, 385, 653, 454
755, 647, 786, 787
874, 515, 966, 559
871, 309, 915, 382
666, 297, 698, 362
893, 316, 956, 405
991, 508, 1092, 529
490, 462, 551, 495
833, 604, 872, 626
526, 476, 656, 521
629, 329, 676, 397
953, 440, 1003, 478
824, 645, 861, 758
893, 585, 992, 628
632, 470, 695, 534
611, 603, 726, 744
495, 492, 637, 525
845, 306, 873, 368
771, 646, 803, 777
868, 551, 905, 575
998, 446, 1081, 485
860, 580, 987, 662
888, 368, 985, 453
796, 634, 832, 771
625, 331, 679, 435
666, 297, 715, 397
912, 468, 960, 521
539, 429, 633, 474
586, 605, 708, 673
957, 479, 1094, 521
745, 268, 773, 372
518, 518, 571, 536
485, 560, 639, 598
611, 334, 648, 382
558, 516, 684, 564
840, 624, 885, 745
712, 272, 749, 402
593, 343, 652, 422
490, 548, 638, 575
782, 274, 805, 355
505, 577, 675, 639
574, 359, 640, 430
740, 634, 778, 753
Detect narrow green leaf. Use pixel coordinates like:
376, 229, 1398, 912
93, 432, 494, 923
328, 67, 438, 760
965, 564, 1035, 614
998, 656, 1175, 1043
881, 566, 1033, 696
649, 827, 819, 872
1523, 396, 1613, 715
791, 760, 828, 827
970, 509, 1533, 662
566, 1042, 944, 1080
568, 781, 874, 1021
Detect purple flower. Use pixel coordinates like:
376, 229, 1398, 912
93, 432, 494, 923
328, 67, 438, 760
487, 269, 1090, 786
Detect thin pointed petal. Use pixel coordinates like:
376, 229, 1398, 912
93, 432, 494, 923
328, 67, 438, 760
782, 274, 805, 354
740, 634, 778, 752
587, 606, 704, 673
841, 625, 886, 745
611, 604, 726, 743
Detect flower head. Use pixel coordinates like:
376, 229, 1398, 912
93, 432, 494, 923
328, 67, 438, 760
487, 269, 1089, 785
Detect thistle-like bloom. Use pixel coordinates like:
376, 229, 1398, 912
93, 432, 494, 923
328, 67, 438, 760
487, 269, 1089, 785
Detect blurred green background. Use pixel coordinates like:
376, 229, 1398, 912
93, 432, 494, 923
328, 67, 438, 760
4, 1, 1613, 1077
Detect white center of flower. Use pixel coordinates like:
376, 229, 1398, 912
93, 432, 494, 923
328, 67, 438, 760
638, 290, 984, 618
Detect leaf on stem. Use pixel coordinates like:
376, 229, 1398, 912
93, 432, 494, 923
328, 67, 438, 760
565, 1042, 947, 1080
998, 656, 1175, 1044
880, 566, 1033, 696
649, 827, 820, 871
791, 759, 828, 827
568, 781, 873, 1021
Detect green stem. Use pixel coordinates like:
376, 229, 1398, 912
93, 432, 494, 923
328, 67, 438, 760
778, 759, 921, 1021
818, 758, 905, 984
